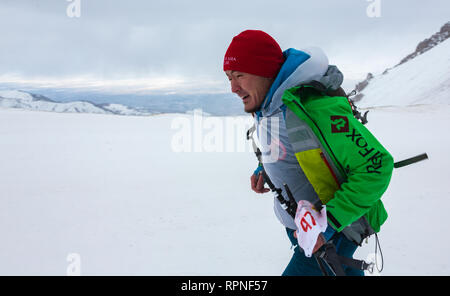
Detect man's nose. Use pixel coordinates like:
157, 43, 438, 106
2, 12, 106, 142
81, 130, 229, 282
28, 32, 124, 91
230, 79, 241, 94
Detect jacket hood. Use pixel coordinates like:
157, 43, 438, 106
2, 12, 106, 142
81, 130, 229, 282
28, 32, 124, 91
256, 47, 329, 118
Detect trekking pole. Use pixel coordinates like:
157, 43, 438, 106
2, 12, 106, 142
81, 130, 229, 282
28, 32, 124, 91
314, 250, 331, 276
283, 183, 298, 218
394, 153, 428, 168
261, 171, 292, 215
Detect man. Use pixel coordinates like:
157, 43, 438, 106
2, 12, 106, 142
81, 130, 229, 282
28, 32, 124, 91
223, 30, 394, 276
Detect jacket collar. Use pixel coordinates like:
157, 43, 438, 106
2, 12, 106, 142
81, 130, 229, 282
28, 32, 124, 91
255, 47, 329, 121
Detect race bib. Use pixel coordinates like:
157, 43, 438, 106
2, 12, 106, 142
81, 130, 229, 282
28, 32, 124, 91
294, 200, 328, 257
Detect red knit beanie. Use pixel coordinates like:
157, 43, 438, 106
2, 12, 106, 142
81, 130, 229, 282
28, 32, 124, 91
223, 30, 284, 78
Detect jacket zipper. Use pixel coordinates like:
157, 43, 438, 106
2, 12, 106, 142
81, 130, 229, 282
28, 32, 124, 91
320, 152, 341, 188
291, 99, 345, 230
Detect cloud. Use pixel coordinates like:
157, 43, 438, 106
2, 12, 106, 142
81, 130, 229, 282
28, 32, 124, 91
0, 0, 449, 91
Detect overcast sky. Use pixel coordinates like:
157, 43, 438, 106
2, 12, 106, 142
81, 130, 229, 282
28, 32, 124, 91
0, 0, 449, 94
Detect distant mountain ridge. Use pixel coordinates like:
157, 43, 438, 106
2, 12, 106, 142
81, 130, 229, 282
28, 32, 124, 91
0, 90, 151, 116
397, 21, 450, 67
0, 86, 246, 116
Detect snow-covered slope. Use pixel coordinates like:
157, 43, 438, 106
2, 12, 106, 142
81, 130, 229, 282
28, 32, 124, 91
0, 90, 151, 116
0, 106, 448, 275
354, 22, 450, 108
357, 38, 450, 108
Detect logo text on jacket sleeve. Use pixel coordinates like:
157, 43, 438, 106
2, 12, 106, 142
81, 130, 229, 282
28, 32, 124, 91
344, 127, 383, 174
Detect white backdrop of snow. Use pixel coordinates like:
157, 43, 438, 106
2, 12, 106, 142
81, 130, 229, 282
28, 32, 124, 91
0, 104, 449, 275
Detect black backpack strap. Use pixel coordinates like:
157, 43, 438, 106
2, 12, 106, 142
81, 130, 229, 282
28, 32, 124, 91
315, 242, 373, 276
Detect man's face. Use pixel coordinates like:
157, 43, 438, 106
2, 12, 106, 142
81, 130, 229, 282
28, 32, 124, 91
225, 70, 273, 113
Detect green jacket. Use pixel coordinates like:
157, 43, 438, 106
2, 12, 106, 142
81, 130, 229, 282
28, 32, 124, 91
282, 85, 394, 233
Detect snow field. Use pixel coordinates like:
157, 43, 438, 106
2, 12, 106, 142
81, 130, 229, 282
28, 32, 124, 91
0, 104, 449, 275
